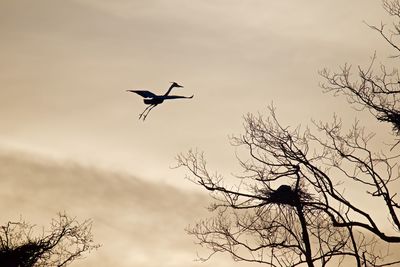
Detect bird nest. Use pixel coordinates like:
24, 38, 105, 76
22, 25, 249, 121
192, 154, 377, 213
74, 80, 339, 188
263, 185, 312, 207
378, 112, 400, 135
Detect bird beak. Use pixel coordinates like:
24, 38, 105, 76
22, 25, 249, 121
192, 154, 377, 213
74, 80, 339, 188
170, 82, 184, 88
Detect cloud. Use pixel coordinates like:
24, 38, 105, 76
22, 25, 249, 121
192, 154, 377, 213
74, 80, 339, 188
0, 150, 249, 267
0, 0, 392, 184
1, 148, 399, 266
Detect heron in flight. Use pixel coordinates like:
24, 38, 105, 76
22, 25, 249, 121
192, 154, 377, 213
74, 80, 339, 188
127, 82, 194, 120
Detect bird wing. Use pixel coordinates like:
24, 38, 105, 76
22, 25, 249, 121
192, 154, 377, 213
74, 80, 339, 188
126, 90, 157, 98
163, 95, 194, 100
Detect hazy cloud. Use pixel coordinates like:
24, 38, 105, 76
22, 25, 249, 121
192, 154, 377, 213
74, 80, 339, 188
0, 0, 393, 182
0, 150, 249, 267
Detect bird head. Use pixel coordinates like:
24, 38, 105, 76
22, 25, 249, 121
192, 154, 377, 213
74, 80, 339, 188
170, 82, 184, 88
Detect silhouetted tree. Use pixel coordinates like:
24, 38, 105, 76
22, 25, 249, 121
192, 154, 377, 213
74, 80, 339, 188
178, 108, 397, 266
0, 213, 99, 267
178, 1, 400, 266
321, 0, 400, 142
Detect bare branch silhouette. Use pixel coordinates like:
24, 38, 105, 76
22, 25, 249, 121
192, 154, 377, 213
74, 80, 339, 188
0, 213, 99, 267
178, 1, 400, 265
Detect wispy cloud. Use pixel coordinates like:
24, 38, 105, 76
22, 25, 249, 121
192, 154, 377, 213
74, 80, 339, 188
0, 150, 245, 267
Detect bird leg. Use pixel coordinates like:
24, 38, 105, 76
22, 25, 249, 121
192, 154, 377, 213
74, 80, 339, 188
142, 104, 158, 120
139, 105, 153, 120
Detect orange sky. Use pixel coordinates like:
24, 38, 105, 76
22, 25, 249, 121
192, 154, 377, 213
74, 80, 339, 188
0, 0, 391, 182
0, 0, 398, 266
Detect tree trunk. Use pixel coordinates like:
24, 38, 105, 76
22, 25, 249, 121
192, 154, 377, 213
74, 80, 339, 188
295, 202, 314, 267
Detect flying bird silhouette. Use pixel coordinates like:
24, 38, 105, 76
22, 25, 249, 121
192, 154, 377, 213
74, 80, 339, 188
127, 82, 194, 120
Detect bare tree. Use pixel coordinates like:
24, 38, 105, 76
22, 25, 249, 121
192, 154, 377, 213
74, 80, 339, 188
319, 52, 400, 141
0, 213, 99, 267
178, 1, 400, 266
178, 109, 399, 266
320, 0, 400, 141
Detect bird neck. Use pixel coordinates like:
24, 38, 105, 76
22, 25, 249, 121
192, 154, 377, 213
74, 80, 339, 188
164, 84, 175, 96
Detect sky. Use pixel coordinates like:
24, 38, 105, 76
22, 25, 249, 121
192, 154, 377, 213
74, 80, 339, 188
0, 0, 398, 266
